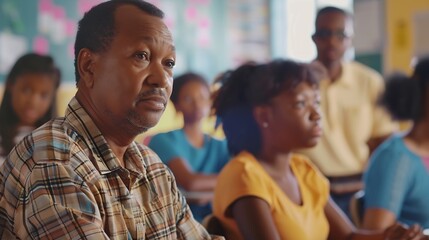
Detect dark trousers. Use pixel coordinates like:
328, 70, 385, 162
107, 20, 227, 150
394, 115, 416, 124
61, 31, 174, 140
328, 173, 363, 221
331, 191, 357, 221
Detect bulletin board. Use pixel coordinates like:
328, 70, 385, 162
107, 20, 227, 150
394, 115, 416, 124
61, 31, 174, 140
0, 0, 267, 83
0, 0, 91, 83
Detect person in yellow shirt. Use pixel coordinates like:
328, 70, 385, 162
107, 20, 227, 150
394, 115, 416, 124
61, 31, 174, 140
211, 59, 424, 240
298, 6, 397, 218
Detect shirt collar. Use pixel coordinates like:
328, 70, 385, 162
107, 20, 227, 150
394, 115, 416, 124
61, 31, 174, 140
320, 62, 353, 88
64, 97, 145, 178
336, 62, 354, 87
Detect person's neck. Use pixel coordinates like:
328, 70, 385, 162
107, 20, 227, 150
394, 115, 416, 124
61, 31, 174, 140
183, 120, 204, 148
16, 123, 35, 129
406, 119, 429, 157
257, 149, 293, 177
76, 91, 135, 167
320, 59, 342, 82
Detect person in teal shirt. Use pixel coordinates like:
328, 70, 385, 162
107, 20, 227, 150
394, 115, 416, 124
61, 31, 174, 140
149, 72, 229, 222
363, 57, 429, 230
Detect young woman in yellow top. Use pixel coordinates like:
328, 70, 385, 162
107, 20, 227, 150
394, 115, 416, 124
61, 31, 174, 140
211, 60, 426, 240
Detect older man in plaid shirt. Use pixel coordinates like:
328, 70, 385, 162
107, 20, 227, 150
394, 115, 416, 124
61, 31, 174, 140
0, 1, 221, 239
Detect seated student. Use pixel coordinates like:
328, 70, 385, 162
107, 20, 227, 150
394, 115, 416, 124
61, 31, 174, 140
149, 72, 229, 222
0, 53, 61, 165
211, 59, 426, 240
363, 57, 429, 230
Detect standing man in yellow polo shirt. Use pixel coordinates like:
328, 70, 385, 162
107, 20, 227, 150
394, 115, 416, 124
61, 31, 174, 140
299, 6, 397, 219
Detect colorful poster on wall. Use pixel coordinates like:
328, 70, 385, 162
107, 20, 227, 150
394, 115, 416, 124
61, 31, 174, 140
393, 20, 410, 50
0, 0, 271, 83
227, 0, 270, 66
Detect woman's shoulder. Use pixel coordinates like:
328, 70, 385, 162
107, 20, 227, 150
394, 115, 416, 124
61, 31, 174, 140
205, 134, 227, 150
205, 134, 226, 143
215, 152, 273, 201
218, 151, 261, 179
291, 153, 329, 184
366, 134, 421, 182
226, 151, 257, 167
371, 134, 410, 161
149, 129, 183, 144
379, 133, 404, 147
152, 129, 182, 138
291, 153, 320, 171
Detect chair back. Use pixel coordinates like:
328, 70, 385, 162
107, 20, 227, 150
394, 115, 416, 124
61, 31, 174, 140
349, 190, 365, 227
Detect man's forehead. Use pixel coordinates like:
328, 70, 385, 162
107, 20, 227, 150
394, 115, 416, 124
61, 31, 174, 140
139, 35, 175, 51
115, 5, 166, 31
317, 14, 353, 37
316, 12, 350, 27
114, 5, 174, 47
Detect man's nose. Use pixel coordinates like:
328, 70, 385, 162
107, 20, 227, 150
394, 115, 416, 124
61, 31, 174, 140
146, 63, 171, 88
326, 35, 339, 46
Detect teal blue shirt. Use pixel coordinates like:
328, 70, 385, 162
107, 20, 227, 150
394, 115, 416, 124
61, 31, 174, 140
364, 134, 429, 228
148, 129, 229, 222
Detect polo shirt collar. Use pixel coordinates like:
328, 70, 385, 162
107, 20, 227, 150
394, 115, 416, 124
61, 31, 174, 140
333, 62, 354, 87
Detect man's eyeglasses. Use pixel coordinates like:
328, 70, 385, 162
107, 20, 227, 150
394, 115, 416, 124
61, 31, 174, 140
313, 29, 351, 40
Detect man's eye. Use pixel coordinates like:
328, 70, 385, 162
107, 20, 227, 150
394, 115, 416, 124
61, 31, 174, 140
135, 52, 149, 61
165, 60, 175, 69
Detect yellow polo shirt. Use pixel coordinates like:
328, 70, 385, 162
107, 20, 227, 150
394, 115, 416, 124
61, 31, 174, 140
298, 61, 396, 177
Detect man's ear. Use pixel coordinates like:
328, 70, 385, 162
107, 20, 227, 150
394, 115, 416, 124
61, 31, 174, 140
77, 48, 97, 88
253, 105, 271, 130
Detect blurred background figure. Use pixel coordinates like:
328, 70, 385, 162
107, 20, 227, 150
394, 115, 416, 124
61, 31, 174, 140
149, 72, 229, 222
0, 53, 61, 165
298, 6, 397, 219
363, 57, 429, 230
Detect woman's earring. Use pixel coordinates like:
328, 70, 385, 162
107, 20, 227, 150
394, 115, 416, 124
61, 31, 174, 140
262, 122, 269, 128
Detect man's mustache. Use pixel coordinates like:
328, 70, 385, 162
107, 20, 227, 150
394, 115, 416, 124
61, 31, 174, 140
136, 88, 168, 104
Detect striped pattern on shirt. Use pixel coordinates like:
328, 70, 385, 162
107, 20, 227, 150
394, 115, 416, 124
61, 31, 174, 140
0, 97, 215, 239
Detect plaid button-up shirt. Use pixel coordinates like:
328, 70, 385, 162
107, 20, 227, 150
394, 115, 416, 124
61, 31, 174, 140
0, 97, 215, 239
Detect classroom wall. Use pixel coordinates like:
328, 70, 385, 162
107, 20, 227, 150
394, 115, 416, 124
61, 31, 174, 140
0, 0, 234, 83
1, 0, 268, 142
385, 0, 429, 74
354, 0, 384, 73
